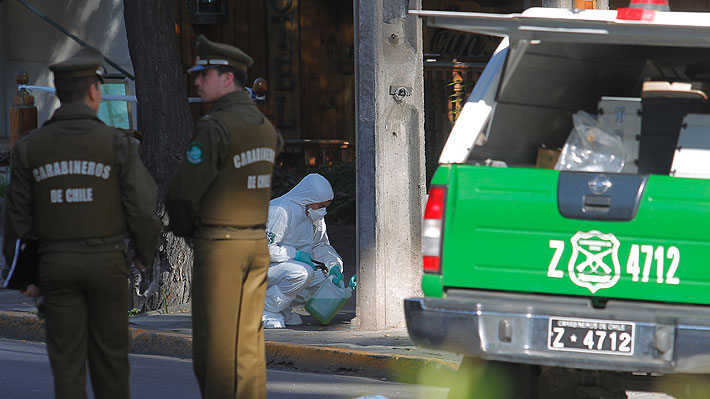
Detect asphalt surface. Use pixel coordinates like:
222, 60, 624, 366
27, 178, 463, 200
0, 287, 460, 387
0, 338, 449, 399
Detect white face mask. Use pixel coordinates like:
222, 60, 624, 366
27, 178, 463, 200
307, 207, 327, 221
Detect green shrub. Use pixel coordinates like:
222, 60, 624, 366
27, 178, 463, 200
272, 162, 355, 226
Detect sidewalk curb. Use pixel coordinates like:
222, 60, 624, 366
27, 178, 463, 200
129, 328, 192, 359
0, 311, 457, 385
266, 341, 458, 385
0, 310, 45, 342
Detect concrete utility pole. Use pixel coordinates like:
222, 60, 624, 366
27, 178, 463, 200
354, 0, 426, 330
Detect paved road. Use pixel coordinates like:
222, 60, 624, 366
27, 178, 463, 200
0, 338, 447, 399
0, 337, 680, 399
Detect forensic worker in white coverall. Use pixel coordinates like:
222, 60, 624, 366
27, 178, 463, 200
262, 173, 344, 329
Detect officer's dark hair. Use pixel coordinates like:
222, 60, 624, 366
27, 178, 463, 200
54, 76, 102, 104
216, 65, 247, 88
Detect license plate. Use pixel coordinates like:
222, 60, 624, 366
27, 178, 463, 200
547, 316, 635, 356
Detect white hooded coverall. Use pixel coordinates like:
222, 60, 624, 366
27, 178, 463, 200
262, 173, 344, 328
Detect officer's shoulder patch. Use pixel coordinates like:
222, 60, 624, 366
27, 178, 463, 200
186, 142, 204, 165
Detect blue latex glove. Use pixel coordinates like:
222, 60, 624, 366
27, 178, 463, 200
329, 267, 343, 286
348, 274, 357, 289
294, 251, 315, 270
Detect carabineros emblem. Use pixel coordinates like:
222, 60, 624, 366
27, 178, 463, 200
568, 231, 621, 294
186, 142, 204, 165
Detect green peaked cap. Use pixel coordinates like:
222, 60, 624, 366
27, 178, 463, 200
188, 35, 253, 73
49, 46, 104, 80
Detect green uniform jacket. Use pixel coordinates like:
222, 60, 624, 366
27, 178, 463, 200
167, 90, 281, 239
3, 104, 161, 266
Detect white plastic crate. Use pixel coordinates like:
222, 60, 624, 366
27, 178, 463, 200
597, 97, 642, 174
670, 114, 710, 179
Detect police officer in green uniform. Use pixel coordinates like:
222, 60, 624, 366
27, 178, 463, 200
3, 46, 161, 399
166, 35, 280, 399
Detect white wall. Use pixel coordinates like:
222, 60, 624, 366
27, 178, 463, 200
3, 0, 134, 136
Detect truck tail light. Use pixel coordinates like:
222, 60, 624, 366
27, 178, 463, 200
617, 0, 669, 21
422, 186, 446, 274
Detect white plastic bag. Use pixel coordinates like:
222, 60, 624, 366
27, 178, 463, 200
554, 111, 626, 173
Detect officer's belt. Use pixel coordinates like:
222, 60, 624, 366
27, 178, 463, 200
39, 234, 126, 254
195, 224, 266, 240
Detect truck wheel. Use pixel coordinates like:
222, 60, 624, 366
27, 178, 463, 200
447, 357, 537, 399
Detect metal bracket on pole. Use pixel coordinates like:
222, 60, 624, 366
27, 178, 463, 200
389, 86, 412, 102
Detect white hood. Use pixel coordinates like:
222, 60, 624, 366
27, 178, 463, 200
271, 173, 334, 207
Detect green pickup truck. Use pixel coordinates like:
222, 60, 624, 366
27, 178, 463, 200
407, 3, 710, 398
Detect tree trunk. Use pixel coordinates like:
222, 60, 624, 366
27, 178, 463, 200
123, 0, 194, 312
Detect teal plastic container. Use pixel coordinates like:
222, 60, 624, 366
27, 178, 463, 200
305, 275, 353, 325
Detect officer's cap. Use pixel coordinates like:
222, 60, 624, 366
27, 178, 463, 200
49, 46, 104, 81
188, 35, 253, 73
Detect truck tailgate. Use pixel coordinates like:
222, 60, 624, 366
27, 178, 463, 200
442, 165, 710, 304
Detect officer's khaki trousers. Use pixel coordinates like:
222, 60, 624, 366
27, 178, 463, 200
39, 250, 130, 399
192, 238, 269, 399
